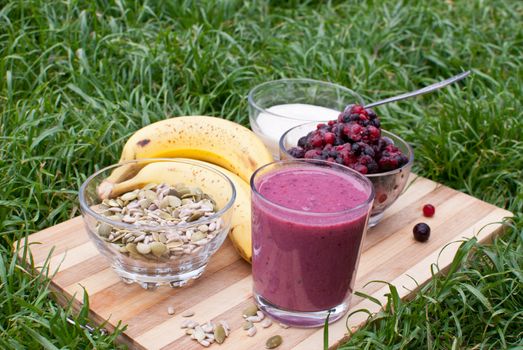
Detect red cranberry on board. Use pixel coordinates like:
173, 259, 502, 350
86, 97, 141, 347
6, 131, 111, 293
423, 204, 436, 217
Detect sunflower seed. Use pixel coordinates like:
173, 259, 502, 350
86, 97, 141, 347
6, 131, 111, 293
247, 325, 257, 337
198, 340, 210, 347
260, 318, 273, 328
246, 315, 262, 323
193, 326, 205, 341
182, 310, 195, 317
201, 322, 213, 333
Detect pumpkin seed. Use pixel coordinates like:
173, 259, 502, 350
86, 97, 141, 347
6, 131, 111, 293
144, 190, 157, 202
266, 335, 283, 349
125, 243, 138, 254
107, 199, 120, 207
242, 304, 259, 318
138, 198, 152, 209
214, 324, 226, 344
159, 196, 170, 209
136, 243, 151, 255
121, 192, 137, 202
187, 211, 204, 222
97, 223, 112, 237
168, 195, 182, 208
191, 231, 207, 242
242, 321, 253, 330
219, 320, 230, 336
150, 242, 167, 257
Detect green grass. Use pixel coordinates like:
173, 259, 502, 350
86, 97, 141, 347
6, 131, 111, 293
0, 0, 521, 348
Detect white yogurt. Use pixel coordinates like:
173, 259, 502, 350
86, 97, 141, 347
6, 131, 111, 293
252, 103, 340, 158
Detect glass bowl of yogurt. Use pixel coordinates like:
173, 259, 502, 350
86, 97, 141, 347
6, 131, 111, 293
279, 122, 414, 227
248, 78, 363, 158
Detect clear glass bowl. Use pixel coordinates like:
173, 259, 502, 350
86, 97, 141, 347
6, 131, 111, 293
79, 159, 236, 289
279, 122, 414, 227
248, 78, 363, 158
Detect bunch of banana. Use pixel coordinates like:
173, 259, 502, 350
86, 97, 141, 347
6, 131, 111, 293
100, 116, 273, 262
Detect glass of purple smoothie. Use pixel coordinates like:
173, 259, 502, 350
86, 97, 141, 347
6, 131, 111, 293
250, 159, 374, 327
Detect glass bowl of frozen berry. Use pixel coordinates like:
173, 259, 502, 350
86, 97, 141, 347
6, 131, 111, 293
279, 104, 414, 227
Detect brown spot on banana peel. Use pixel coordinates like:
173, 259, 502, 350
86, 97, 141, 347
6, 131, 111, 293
136, 139, 150, 147
247, 156, 257, 170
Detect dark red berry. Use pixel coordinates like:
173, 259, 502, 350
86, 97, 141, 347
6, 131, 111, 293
352, 105, 364, 114
324, 132, 335, 145
288, 147, 305, 158
413, 223, 430, 242
378, 193, 387, 203
297, 136, 308, 148
353, 164, 368, 174
379, 157, 399, 171
367, 126, 380, 141
291, 105, 409, 174
423, 204, 435, 217
304, 149, 321, 159
310, 134, 324, 148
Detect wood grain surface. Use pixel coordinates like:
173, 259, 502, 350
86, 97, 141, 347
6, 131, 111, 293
16, 175, 512, 349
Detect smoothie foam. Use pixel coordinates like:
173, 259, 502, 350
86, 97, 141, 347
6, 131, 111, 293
252, 166, 372, 312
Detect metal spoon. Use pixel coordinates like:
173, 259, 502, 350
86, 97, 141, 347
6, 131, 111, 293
350, 70, 471, 110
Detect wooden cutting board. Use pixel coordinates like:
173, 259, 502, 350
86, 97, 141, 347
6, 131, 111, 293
16, 175, 512, 349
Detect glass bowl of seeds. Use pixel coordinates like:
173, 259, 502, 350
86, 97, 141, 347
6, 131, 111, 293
79, 159, 236, 289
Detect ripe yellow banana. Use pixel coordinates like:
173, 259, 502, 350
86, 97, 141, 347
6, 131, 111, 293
102, 159, 254, 262
105, 116, 273, 185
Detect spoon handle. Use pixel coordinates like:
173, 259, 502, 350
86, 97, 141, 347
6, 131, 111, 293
363, 70, 471, 109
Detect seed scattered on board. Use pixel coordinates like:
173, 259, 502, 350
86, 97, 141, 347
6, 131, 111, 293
182, 319, 230, 347
266, 335, 283, 349
182, 310, 195, 317
167, 306, 175, 315
179, 303, 282, 347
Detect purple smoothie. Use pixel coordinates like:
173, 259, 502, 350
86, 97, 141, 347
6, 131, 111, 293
252, 166, 372, 313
